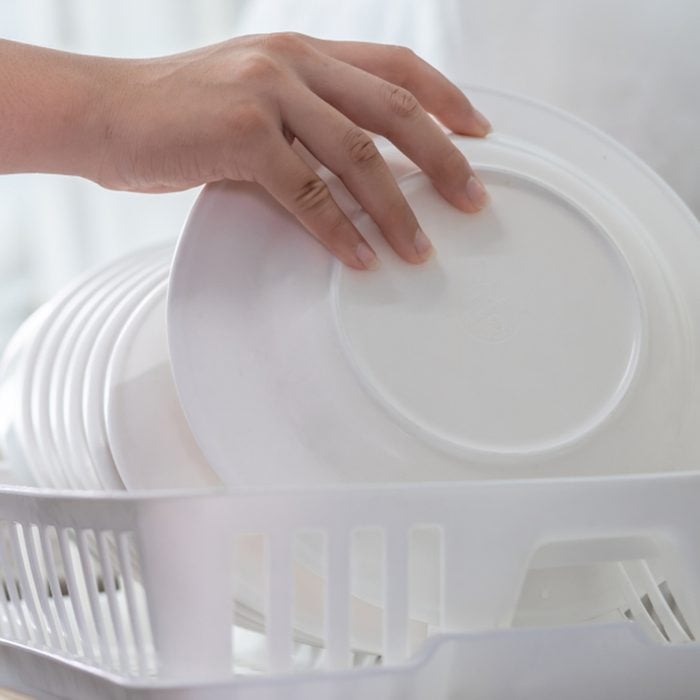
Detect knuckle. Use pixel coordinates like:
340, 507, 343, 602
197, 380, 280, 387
390, 44, 416, 64
231, 102, 271, 139
342, 127, 380, 167
262, 31, 310, 57
235, 52, 285, 83
293, 177, 333, 213
385, 84, 420, 119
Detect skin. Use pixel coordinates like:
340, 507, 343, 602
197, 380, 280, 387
0, 32, 490, 270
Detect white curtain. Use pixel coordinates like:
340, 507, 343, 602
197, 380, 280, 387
1, 0, 698, 351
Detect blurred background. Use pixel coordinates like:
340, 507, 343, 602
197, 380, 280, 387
1, 0, 699, 353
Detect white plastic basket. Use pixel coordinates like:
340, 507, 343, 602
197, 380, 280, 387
1, 472, 700, 699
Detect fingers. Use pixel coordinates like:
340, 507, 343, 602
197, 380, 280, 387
252, 132, 381, 271
280, 87, 434, 264
301, 37, 491, 137
217, 34, 492, 270
302, 57, 488, 214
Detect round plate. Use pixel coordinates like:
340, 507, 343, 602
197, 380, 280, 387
17, 245, 166, 488
167, 86, 700, 629
43, 258, 150, 488
105, 281, 220, 490
81, 261, 171, 490
334, 164, 643, 459
168, 95, 698, 488
70, 257, 171, 490
45, 247, 170, 489
0, 303, 54, 485
28, 279, 116, 488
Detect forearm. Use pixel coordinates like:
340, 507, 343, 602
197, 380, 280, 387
0, 39, 118, 179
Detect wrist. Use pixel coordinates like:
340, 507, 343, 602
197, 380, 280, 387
76, 56, 135, 186
53, 52, 138, 185
0, 40, 133, 182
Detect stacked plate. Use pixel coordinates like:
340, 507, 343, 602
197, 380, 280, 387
0, 242, 219, 491
1, 86, 699, 654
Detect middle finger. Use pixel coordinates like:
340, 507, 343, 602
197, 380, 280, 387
303, 56, 488, 213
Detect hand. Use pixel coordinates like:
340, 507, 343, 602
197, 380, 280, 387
99, 33, 491, 269
1, 34, 491, 269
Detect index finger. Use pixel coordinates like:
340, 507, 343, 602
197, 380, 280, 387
302, 37, 491, 137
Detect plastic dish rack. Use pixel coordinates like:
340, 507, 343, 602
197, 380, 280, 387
2, 473, 700, 699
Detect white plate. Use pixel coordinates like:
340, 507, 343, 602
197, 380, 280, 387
168, 100, 698, 489
104, 281, 220, 490
71, 257, 171, 490
167, 86, 700, 627
44, 259, 149, 488
80, 261, 171, 490
45, 248, 169, 489
18, 246, 166, 488
0, 304, 54, 485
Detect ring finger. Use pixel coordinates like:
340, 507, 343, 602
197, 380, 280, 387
280, 86, 434, 264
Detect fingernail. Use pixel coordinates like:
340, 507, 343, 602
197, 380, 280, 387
355, 241, 381, 270
414, 227, 434, 260
474, 110, 492, 134
466, 175, 489, 209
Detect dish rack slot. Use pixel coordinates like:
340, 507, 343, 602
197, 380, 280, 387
0, 513, 156, 679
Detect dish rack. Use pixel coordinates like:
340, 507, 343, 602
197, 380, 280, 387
1, 472, 700, 699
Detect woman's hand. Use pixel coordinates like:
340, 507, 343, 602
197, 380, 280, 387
1, 33, 491, 269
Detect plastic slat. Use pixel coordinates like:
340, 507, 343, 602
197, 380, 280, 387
23, 524, 61, 650
40, 526, 78, 656
97, 531, 129, 671
618, 563, 667, 643
383, 527, 409, 666
58, 529, 97, 662
266, 533, 293, 673
116, 532, 148, 676
0, 546, 16, 640
76, 529, 113, 668
625, 560, 692, 644
0, 522, 31, 643
8, 523, 50, 647
324, 529, 351, 670
440, 529, 472, 632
